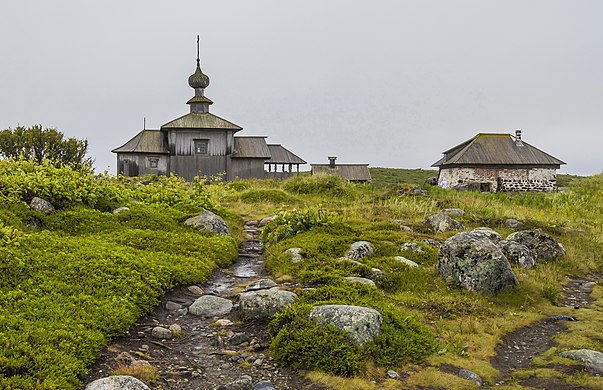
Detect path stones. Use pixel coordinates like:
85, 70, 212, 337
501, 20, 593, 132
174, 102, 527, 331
253, 380, 276, 390
151, 326, 173, 339
189, 295, 233, 318
559, 349, 603, 372
215, 375, 253, 390
309, 304, 383, 345
239, 289, 297, 319
184, 210, 231, 236
85, 376, 150, 390
438, 231, 518, 294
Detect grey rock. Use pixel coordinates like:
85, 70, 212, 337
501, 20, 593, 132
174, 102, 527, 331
458, 369, 483, 386
189, 295, 233, 318
259, 216, 276, 227
253, 380, 276, 390
215, 374, 253, 390
386, 370, 401, 379
29, 197, 55, 215
344, 276, 376, 287
442, 208, 465, 216
85, 375, 151, 390
184, 210, 231, 236
506, 230, 565, 261
168, 323, 182, 335
187, 285, 204, 296
370, 267, 384, 280
346, 241, 374, 260
151, 326, 172, 339
426, 212, 464, 233
505, 218, 525, 230
559, 349, 603, 372
392, 220, 412, 232
472, 227, 502, 242
239, 289, 297, 319
498, 240, 536, 268
165, 301, 183, 312
422, 238, 442, 249
309, 304, 382, 345
438, 231, 518, 294
112, 206, 130, 214
245, 279, 278, 291
230, 332, 250, 346
393, 256, 419, 268
285, 247, 303, 263
401, 242, 424, 253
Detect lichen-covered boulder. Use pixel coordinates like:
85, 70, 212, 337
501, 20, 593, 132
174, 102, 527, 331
239, 288, 297, 319
472, 227, 502, 242
498, 240, 536, 268
438, 232, 518, 294
184, 210, 231, 236
345, 241, 374, 260
85, 376, 150, 390
506, 230, 565, 261
309, 304, 382, 345
426, 212, 464, 233
559, 349, 603, 372
189, 295, 233, 318
29, 197, 55, 215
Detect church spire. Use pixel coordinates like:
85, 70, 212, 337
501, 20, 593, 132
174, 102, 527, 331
187, 35, 213, 113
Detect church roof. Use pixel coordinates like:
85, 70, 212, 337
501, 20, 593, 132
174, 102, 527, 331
232, 136, 271, 158
111, 130, 169, 154
267, 144, 306, 164
161, 112, 243, 131
432, 133, 565, 167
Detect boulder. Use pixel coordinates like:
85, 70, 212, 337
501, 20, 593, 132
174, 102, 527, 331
189, 295, 233, 318
309, 304, 382, 345
285, 247, 303, 263
239, 289, 297, 319
437, 231, 518, 294
85, 376, 150, 390
187, 285, 204, 296
387, 370, 401, 379
345, 241, 374, 260
426, 212, 463, 233
458, 369, 483, 386
29, 197, 55, 215
559, 349, 603, 372
505, 218, 525, 230
498, 240, 536, 268
344, 276, 376, 287
253, 381, 276, 390
401, 242, 424, 253
245, 279, 278, 291
215, 375, 253, 390
393, 256, 419, 268
472, 227, 502, 242
184, 210, 231, 236
506, 230, 565, 261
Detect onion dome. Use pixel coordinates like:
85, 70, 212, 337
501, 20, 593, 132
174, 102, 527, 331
188, 60, 210, 89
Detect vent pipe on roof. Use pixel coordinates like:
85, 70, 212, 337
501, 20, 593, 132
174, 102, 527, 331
328, 156, 336, 168
515, 129, 523, 147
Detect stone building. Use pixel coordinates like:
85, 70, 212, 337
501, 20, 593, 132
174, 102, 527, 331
112, 41, 305, 181
432, 131, 565, 192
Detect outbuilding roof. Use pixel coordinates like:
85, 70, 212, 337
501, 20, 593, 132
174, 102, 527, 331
111, 130, 169, 154
161, 112, 242, 131
311, 164, 372, 182
432, 133, 565, 167
266, 144, 307, 164
232, 136, 271, 158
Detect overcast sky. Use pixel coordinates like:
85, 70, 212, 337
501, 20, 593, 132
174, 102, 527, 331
1, 1, 601, 175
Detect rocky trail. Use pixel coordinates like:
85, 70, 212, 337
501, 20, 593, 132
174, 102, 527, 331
84, 220, 328, 390
489, 275, 601, 389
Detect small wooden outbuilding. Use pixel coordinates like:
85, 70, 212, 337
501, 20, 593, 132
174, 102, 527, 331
311, 157, 372, 183
431, 131, 565, 192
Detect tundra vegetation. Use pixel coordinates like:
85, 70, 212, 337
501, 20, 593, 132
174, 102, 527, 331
0, 158, 601, 389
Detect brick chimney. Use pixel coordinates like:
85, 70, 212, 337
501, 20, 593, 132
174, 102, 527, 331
328, 156, 336, 168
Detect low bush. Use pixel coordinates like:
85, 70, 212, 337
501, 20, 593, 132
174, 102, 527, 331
260, 207, 343, 245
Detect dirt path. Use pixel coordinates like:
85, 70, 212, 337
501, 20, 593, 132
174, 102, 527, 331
83, 220, 328, 390
490, 276, 599, 389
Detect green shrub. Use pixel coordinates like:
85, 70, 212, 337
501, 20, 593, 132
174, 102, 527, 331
260, 207, 343, 245
238, 189, 298, 204
282, 174, 355, 197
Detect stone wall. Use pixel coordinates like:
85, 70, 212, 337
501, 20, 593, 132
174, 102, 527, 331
439, 167, 557, 192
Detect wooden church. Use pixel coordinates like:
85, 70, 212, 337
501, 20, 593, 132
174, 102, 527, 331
112, 39, 305, 181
